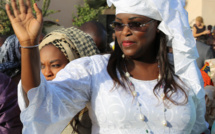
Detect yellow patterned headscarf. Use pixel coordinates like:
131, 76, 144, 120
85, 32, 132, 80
39, 27, 100, 61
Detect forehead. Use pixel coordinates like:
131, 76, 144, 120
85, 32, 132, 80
40, 45, 66, 61
115, 13, 151, 21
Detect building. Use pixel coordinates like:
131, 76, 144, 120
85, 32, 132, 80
37, 0, 84, 28
186, 0, 215, 27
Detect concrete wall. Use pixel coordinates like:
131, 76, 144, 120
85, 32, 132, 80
37, 0, 84, 28
185, 0, 215, 27
185, 0, 202, 26
202, 0, 215, 26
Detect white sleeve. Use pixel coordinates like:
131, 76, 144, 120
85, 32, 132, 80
191, 96, 209, 134
19, 57, 93, 134
17, 81, 29, 111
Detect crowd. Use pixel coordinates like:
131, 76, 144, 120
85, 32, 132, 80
0, 0, 215, 134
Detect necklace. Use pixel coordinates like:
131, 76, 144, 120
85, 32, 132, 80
123, 54, 168, 133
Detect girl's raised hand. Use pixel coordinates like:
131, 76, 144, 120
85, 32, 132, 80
5, 0, 43, 46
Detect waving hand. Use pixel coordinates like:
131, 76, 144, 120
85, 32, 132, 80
5, 0, 43, 46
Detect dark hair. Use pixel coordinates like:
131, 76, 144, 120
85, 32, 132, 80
70, 107, 91, 133
79, 21, 110, 53
208, 25, 212, 31
107, 31, 188, 105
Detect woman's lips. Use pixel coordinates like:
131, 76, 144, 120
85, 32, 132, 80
122, 41, 135, 47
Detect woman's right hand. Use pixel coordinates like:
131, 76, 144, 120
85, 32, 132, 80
5, 0, 43, 46
5, 0, 42, 93
204, 30, 210, 35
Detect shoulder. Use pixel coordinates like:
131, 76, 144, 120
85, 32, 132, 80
89, 54, 110, 64
68, 54, 110, 65
64, 54, 110, 73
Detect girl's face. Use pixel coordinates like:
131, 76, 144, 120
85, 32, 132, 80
114, 13, 158, 61
40, 44, 69, 81
195, 20, 201, 27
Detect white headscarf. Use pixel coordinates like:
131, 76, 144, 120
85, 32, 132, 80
107, 0, 204, 100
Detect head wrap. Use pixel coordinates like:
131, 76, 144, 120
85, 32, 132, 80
0, 35, 21, 77
107, 0, 204, 99
39, 27, 100, 61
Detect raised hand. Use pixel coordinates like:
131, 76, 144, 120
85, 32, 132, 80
5, 0, 43, 46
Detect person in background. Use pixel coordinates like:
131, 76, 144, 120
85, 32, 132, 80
206, 25, 215, 46
39, 27, 99, 81
208, 25, 213, 32
79, 21, 109, 53
6, 0, 209, 133
19, 27, 100, 134
0, 35, 21, 85
0, 35, 23, 134
196, 41, 215, 69
0, 72, 23, 134
193, 16, 210, 44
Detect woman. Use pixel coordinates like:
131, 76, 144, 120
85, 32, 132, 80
39, 27, 99, 81
40, 27, 98, 134
193, 16, 210, 43
6, 0, 208, 133
19, 27, 99, 134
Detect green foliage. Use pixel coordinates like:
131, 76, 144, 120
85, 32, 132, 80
72, 0, 107, 27
0, 1, 14, 36
31, 0, 60, 18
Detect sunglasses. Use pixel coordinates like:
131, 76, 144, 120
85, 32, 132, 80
110, 20, 154, 31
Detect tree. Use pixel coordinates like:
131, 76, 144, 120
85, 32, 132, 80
72, 0, 107, 27
0, 0, 14, 36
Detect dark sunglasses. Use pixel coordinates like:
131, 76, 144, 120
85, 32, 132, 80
110, 20, 154, 31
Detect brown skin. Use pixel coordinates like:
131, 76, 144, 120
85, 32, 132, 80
115, 13, 159, 80
6, 0, 43, 93
40, 44, 69, 81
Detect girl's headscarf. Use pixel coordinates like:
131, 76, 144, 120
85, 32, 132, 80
39, 27, 100, 61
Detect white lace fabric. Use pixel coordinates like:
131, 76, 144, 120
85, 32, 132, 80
18, 54, 207, 134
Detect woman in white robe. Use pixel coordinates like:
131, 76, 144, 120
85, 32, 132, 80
6, 0, 208, 133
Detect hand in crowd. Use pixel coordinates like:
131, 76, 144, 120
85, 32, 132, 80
204, 30, 211, 35
5, 0, 43, 46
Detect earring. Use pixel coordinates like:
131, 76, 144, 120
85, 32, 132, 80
122, 54, 125, 58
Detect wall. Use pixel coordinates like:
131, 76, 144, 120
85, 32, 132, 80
185, 0, 202, 26
185, 0, 215, 27
202, 0, 215, 26
37, 0, 84, 28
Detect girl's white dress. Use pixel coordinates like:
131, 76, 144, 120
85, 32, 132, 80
18, 54, 207, 134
